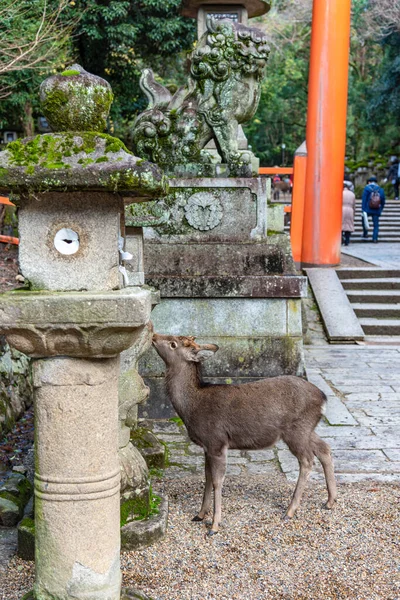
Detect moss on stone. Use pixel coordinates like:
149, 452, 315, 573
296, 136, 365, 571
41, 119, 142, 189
130, 428, 154, 450
0, 132, 167, 195
19, 516, 35, 535
6, 135, 72, 171
120, 487, 161, 527
41, 88, 69, 127
20, 591, 35, 600
4, 132, 132, 175
77, 157, 95, 166
41, 79, 113, 132
61, 69, 80, 76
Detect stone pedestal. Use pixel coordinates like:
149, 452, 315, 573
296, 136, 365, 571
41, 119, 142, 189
0, 288, 153, 599
33, 357, 121, 599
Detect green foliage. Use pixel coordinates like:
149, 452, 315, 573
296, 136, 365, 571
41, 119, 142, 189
65, 0, 196, 130
368, 32, 400, 131
245, 8, 311, 165
0, 0, 74, 135
248, 0, 399, 167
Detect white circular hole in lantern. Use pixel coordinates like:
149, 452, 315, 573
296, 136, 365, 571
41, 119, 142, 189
54, 228, 80, 255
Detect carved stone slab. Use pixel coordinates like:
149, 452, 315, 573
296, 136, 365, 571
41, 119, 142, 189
0, 288, 152, 358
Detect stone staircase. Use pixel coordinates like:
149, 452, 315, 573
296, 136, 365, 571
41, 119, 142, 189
354, 199, 400, 242
337, 268, 400, 335
283, 198, 400, 241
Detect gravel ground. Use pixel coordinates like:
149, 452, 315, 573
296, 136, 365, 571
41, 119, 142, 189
2, 473, 399, 600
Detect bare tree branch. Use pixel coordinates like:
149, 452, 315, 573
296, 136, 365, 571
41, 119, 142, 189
258, 0, 312, 52
360, 0, 400, 39
0, 0, 75, 76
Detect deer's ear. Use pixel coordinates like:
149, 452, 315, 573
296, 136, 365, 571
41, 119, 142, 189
193, 344, 219, 362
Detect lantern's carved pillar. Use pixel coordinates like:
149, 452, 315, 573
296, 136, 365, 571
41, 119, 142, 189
0, 65, 167, 600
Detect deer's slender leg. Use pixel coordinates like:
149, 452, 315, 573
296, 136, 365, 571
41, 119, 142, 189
285, 452, 314, 519
311, 433, 337, 509
208, 446, 228, 535
193, 451, 213, 521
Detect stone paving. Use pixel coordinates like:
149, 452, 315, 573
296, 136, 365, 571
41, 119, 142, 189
341, 241, 400, 269
144, 344, 400, 484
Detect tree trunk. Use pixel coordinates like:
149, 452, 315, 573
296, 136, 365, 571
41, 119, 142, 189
0, 205, 5, 233
22, 101, 34, 137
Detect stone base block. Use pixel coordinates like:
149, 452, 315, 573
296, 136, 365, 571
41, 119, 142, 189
130, 428, 166, 469
17, 517, 35, 561
139, 297, 305, 419
121, 494, 168, 551
22, 591, 152, 600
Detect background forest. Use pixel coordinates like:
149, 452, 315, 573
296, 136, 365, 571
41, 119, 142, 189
0, 0, 399, 170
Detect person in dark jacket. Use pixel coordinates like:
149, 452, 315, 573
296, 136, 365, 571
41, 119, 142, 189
361, 176, 386, 243
388, 158, 399, 200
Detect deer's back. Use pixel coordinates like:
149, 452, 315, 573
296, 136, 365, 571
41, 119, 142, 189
187, 375, 324, 451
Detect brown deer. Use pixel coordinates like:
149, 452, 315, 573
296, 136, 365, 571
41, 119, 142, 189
152, 332, 337, 535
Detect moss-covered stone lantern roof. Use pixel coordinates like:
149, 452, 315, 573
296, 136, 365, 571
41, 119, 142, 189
0, 65, 168, 198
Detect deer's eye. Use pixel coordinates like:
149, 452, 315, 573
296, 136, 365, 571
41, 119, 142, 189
170, 341, 178, 349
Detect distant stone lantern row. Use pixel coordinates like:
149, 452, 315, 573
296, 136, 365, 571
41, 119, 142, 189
0, 66, 166, 600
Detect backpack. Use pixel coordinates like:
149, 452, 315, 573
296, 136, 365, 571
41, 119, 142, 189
369, 188, 381, 210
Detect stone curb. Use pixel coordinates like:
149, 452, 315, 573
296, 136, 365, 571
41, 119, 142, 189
121, 494, 168, 551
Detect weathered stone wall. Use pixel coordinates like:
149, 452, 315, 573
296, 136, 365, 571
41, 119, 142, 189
139, 298, 305, 419
0, 337, 32, 436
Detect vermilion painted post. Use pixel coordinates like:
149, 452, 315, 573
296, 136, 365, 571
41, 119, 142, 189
301, 0, 351, 267
290, 141, 307, 265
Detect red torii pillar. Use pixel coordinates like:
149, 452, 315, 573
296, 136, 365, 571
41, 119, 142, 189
301, 0, 352, 267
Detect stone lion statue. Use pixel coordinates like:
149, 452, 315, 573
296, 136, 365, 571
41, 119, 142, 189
132, 16, 269, 177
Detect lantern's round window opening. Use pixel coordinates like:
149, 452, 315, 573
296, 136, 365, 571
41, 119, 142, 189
54, 228, 80, 255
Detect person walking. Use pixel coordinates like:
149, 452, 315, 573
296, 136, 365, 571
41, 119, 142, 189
342, 181, 356, 245
361, 176, 386, 243
388, 157, 399, 200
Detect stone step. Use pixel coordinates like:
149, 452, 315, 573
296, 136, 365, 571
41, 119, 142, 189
355, 219, 400, 223
359, 317, 400, 335
342, 278, 400, 290
352, 303, 400, 318
352, 235, 400, 244
337, 269, 400, 280
346, 289, 400, 303
354, 224, 400, 229
353, 235, 400, 239
354, 223, 400, 230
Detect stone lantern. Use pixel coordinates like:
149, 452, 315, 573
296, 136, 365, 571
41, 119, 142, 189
181, 0, 271, 38
0, 65, 167, 600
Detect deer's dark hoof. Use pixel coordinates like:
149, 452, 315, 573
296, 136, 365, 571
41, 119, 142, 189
192, 515, 204, 522
282, 514, 292, 522
207, 529, 219, 536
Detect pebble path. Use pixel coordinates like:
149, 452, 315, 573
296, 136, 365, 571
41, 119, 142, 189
1, 344, 400, 599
